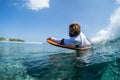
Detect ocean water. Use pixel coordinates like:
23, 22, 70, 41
0, 38, 120, 80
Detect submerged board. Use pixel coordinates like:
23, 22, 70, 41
47, 38, 91, 50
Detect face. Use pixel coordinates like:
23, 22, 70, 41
69, 27, 75, 37
69, 23, 80, 37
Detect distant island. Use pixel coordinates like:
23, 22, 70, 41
0, 37, 25, 42
0, 37, 6, 41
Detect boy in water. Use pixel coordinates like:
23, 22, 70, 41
48, 23, 91, 47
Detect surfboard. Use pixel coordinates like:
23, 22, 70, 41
47, 38, 92, 50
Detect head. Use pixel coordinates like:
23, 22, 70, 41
69, 23, 81, 37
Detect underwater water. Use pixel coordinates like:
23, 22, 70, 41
0, 38, 120, 80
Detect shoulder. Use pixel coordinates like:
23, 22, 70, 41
80, 32, 84, 35
80, 32, 86, 37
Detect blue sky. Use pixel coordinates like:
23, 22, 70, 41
0, 0, 118, 42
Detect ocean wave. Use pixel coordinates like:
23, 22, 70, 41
91, 7, 120, 43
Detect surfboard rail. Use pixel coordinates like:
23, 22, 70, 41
47, 38, 92, 50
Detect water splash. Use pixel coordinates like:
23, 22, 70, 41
91, 7, 120, 42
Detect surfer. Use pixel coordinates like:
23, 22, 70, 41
48, 22, 91, 48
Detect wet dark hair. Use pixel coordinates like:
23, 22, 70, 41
69, 23, 81, 37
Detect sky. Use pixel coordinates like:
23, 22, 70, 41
0, 0, 119, 42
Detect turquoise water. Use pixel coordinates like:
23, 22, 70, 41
0, 38, 120, 80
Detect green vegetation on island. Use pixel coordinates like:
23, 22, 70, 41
9, 38, 25, 42
0, 37, 6, 41
0, 37, 25, 42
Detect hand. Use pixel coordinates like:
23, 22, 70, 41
47, 37, 52, 40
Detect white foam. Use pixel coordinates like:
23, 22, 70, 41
91, 7, 120, 42
24, 41, 43, 44
0, 41, 43, 44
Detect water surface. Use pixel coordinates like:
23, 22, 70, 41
0, 39, 120, 80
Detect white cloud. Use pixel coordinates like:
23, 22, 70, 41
117, 0, 120, 4
26, 0, 49, 11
